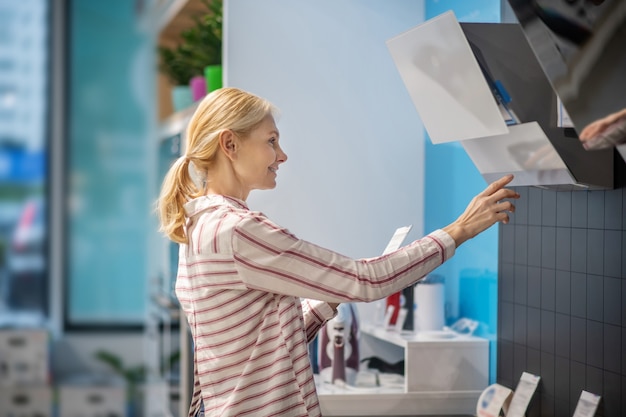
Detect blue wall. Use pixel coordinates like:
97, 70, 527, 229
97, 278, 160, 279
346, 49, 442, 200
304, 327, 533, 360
424, 0, 502, 384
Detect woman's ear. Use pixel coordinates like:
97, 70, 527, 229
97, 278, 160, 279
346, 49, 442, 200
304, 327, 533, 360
218, 130, 238, 161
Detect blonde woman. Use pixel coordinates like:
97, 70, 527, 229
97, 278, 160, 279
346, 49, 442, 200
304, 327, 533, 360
157, 87, 519, 417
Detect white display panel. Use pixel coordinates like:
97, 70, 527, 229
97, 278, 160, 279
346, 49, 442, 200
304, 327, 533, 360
461, 122, 576, 187
460, 123, 565, 173
386, 10, 508, 144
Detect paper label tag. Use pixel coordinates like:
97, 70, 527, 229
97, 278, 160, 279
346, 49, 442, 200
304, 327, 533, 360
572, 390, 601, 417
382, 225, 412, 255
506, 372, 541, 417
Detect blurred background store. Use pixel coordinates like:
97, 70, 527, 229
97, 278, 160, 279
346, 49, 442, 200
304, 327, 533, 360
1, 0, 625, 416
0, 1, 48, 320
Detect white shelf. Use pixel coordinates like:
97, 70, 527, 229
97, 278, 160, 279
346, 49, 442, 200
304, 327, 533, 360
359, 322, 488, 348
316, 323, 489, 415
317, 385, 479, 416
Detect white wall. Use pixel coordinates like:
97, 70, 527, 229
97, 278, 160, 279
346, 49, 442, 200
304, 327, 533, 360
225, 0, 426, 265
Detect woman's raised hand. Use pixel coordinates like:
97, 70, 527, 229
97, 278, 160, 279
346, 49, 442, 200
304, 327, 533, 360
442, 174, 519, 247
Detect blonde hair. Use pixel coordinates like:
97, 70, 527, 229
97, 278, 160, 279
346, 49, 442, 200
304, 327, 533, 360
156, 87, 277, 244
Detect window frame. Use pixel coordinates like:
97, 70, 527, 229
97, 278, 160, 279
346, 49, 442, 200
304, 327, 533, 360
49, 0, 67, 336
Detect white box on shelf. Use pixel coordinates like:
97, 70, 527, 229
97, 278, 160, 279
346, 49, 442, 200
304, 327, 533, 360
0, 385, 53, 417
0, 328, 50, 386
359, 323, 489, 392
58, 376, 127, 417
316, 324, 490, 416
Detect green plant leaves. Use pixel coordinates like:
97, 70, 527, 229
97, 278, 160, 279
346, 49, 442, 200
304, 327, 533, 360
157, 0, 223, 85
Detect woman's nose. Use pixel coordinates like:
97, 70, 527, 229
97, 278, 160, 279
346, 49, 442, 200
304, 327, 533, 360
277, 146, 288, 163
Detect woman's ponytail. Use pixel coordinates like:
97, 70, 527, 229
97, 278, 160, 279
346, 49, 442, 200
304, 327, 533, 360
156, 156, 200, 244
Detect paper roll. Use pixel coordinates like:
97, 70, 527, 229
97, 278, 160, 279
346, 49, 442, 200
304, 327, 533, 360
414, 282, 445, 331
476, 383, 513, 417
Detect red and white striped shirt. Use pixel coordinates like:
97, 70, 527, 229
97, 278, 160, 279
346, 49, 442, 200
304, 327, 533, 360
176, 194, 455, 417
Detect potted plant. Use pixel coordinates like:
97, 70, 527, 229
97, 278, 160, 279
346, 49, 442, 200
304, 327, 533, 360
158, 44, 196, 111
95, 349, 181, 417
94, 350, 146, 417
157, 0, 223, 110
198, 0, 223, 93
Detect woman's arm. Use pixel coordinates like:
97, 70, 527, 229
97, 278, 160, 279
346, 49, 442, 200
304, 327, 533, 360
443, 174, 518, 246
232, 175, 518, 303
301, 299, 338, 343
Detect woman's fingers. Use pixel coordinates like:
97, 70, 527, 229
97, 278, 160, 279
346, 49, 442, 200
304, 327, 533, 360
494, 199, 516, 213
494, 200, 516, 224
443, 175, 520, 247
475, 178, 519, 226
490, 187, 520, 203
479, 174, 514, 197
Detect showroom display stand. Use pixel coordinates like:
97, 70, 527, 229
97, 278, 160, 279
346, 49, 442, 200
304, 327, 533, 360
316, 323, 489, 416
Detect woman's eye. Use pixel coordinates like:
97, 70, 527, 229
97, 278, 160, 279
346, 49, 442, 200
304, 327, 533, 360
269, 138, 276, 146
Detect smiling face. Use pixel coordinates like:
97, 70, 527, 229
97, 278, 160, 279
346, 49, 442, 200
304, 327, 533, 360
231, 114, 287, 195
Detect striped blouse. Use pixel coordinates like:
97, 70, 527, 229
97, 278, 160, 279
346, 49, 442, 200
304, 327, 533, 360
176, 194, 455, 417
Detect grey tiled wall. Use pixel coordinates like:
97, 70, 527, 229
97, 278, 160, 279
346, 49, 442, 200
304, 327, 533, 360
498, 186, 626, 417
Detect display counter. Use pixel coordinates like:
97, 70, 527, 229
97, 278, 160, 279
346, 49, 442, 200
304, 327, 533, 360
317, 324, 489, 416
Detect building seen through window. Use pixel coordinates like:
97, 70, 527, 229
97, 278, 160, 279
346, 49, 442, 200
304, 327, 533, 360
0, 0, 49, 323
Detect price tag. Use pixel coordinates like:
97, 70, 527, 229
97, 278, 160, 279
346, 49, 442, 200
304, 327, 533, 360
572, 390, 601, 417
382, 225, 412, 255
507, 372, 541, 417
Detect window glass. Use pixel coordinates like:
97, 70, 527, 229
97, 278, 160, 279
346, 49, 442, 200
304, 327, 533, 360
0, 0, 49, 324
67, 0, 153, 326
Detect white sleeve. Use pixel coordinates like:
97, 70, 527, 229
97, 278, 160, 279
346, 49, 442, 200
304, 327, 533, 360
232, 212, 455, 303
